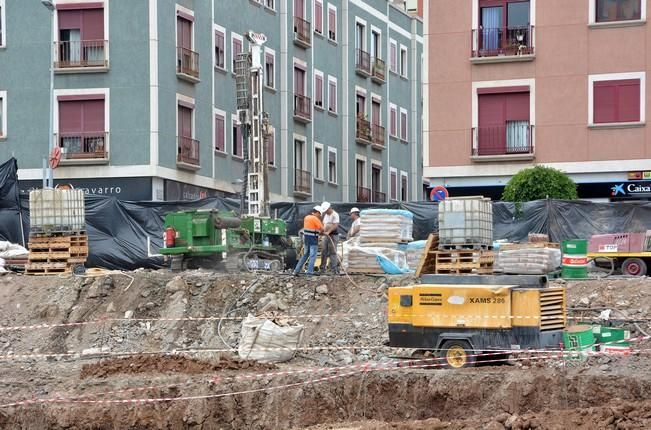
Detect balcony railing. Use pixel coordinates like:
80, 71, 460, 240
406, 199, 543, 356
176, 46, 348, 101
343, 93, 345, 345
177, 47, 200, 80
293, 16, 312, 47
371, 124, 385, 149
177, 136, 200, 167
357, 186, 371, 203
372, 57, 386, 83
471, 26, 534, 59
356, 117, 372, 144
54, 40, 108, 69
372, 190, 386, 203
294, 169, 312, 195
471, 124, 534, 158
355, 49, 371, 76
294, 94, 312, 122
58, 132, 108, 160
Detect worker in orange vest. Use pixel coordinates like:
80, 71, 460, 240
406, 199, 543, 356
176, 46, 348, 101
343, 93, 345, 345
293, 206, 324, 275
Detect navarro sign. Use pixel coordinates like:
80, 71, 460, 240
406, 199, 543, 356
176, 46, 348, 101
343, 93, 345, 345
611, 181, 651, 198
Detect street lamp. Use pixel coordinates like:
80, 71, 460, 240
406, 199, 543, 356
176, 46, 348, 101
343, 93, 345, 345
41, 0, 55, 188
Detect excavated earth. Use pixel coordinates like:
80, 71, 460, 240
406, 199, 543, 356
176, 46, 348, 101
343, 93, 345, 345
0, 271, 650, 429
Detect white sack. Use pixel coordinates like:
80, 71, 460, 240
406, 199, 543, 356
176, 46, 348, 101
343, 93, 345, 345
238, 315, 304, 363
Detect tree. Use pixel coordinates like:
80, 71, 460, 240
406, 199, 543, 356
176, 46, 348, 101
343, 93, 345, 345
502, 166, 578, 202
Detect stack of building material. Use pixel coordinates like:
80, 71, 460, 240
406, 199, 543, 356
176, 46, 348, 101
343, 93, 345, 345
0, 241, 29, 272
342, 238, 407, 274
495, 242, 561, 275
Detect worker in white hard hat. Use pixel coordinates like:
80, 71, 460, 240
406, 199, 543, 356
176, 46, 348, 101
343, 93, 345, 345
319, 201, 340, 274
293, 206, 324, 275
347, 207, 361, 239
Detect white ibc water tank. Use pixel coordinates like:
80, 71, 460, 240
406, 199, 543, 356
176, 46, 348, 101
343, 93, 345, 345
29, 188, 86, 233
438, 197, 493, 247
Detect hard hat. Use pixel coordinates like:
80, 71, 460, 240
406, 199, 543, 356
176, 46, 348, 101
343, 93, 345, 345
321, 201, 331, 211
350, 207, 360, 214
313, 205, 323, 214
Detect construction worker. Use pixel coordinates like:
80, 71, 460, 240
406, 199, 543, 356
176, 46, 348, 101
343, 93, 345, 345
293, 206, 323, 275
320, 201, 340, 274
348, 207, 361, 239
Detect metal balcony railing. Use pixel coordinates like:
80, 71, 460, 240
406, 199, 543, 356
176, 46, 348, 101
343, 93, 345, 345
355, 49, 371, 76
371, 124, 385, 148
294, 169, 312, 194
177, 46, 200, 79
372, 57, 386, 82
356, 186, 371, 203
356, 117, 372, 144
58, 132, 108, 159
471, 25, 534, 58
471, 124, 534, 157
54, 40, 108, 68
177, 136, 200, 166
294, 94, 312, 122
293, 16, 312, 47
372, 190, 386, 203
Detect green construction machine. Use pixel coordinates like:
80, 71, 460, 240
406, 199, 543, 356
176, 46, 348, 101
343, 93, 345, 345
160, 32, 297, 272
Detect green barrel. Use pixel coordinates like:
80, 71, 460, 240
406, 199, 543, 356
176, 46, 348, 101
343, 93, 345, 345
562, 239, 588, 279
563, 325, 595, 352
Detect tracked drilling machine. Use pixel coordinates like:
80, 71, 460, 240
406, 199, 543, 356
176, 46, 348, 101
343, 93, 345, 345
160, 32, 295, 272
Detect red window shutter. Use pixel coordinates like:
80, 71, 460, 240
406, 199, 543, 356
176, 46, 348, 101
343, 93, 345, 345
593, 79, 639, 124
328, 9, 336, 36
478, 93, 506, 126
295, 0, 304, 18
390, 108, 396, 135
329, 81, 336, 110
81, 9, 104, 40
372, 101, 381, 125
215, 115, 224, 151
59, 101, 83, 133
294, 67, 305, 95
315, 2, 323, 33
505, 92, 530, 121
617, 79, 641, 122
82, 99, 104, 132
178, 106, 192, 137
315, 75, 323, 104
177, 17, 192, 49
58, 10, 82, 30
400, 112, 407, 139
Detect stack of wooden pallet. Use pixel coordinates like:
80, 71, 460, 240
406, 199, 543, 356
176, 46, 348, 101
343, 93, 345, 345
416, 233, 495, 276
25, 232, 88, 276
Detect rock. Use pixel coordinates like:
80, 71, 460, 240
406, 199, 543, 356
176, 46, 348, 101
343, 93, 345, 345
106, 302, 116, 313
600, 364, 610, 372
485, 421, 505, 430
124, 310, 134, 319
286, 283, 294, 289
141, 290, 151, 298
579, 297, 590, 306
316, 284, 329, 294
86, 282, 100, 299
145, 302, 155, 309
166, 277, 187, 293
353, 321, 363, 329
504, 415, 518, 429
335, 350, 355, 365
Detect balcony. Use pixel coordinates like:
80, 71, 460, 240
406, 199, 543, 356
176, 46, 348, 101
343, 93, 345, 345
356, 186, 370, 203
293, 16, 312, 48
355, 49, 371, 77
294, 94, 312, 123
372, 190, 386, 203
54, 40, 108, 72
177, 136, 201, 170
58, 132, 108, 164
294, 169, 312, 197
176, 47, 200, 83
471, 124, 535, 162
371, 124, 386, 150
371, 57, 386, 84
356, 117, 372, 145
471, 26, 535, 64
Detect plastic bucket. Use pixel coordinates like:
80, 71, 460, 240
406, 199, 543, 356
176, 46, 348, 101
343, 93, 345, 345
563, 325, 595, 351
562, 239, 588, 279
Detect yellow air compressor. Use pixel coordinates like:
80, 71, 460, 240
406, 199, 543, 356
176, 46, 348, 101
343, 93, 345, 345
388, 283, 567, 368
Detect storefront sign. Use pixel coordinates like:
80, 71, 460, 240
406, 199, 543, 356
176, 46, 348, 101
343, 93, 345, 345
164, 179, 218, 201
19, 177, 153, 201
610, 181, 651, 198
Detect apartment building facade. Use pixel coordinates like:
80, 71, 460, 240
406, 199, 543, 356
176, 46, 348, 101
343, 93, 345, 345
0, 0, 423, 202
424, 0, 651, 201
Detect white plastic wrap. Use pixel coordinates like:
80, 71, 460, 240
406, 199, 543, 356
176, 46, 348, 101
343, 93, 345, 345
495, 247, 561, 275
358, 209, 413, 243
238, 316, 304, 363
342, 237, 409, 273
0, 241, 28, 259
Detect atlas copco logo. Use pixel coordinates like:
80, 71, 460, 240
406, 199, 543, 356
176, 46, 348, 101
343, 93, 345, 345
611, 184, 625, 196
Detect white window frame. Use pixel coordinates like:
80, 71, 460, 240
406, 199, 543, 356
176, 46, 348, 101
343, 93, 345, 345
588, 71, 646, 127
389, 167, 398, 201
327, 75, 338, 114
293, 134, 308, 172
314, 142, 324, 181
214, 107, 227, 154
399, 107, 408, 141
327, 147, 338, 184
231, 113, 243, 159
371, 26, 382, 60
0, 90, 6, 138
52, 0, 111, 66
231, 32, 244, 73
399, 44, 408, 78
389, 103, 398, 137
400, 171, 408, 202
264, 47, 276, 89
327, 4, 337, 42
314, 69, 325, 109
0, 0, 6, 48
589, 0, 646, 26
265, 0, 276, 12
389, 39, 398, 73
214, 24, 226, 71
314, 0, 324, 35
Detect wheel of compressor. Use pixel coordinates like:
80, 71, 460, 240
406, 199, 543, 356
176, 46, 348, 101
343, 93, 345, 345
439, 340, 476, 369
622, 258, 647, 277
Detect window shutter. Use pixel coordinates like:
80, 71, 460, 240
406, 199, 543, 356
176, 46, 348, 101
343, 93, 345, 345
390, 171, 397, 200
617, 79, 641, 122
315, 1, 323, 33
82, 99, 104, 132
315, 75, 323, 104
329, 81, 336, 111
594, 81, 619, 124
390, 44, 397, 71
400, 112, 407, 139
328, 9, 336, 38
215, 115, 224, 151
177, 17, 192, 50
390, 108, 397, 135
81, 9, 104, 40
505, 92, 530, 121
59, 101, 83, 133
58, 10, 82, 30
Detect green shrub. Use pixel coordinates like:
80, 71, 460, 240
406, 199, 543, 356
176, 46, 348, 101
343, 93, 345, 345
502, 166, 578, 202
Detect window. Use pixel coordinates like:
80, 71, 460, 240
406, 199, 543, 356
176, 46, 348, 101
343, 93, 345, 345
58, 94, 107, 160
399, 44, 408, 77
596, 0, 641, 22
371, 29, 381, 59
356, 158, 367, 201
400, 172, 408, 201
372, 98, 381, 126
0, 91, 6, 138
399, 108, 408, 141
371, 164, 382, 201
232, 116, 243, 158
266, 131, 275, 166
215, 28, 225, 69
0, 0, 5, 48
356, 92, 366, 116
590, 74, 645, 125
477, 0, 532, 57
390, 168, 398, 201
232, 33, 243, 72
476, 88, 532, 155
294, 139, 310, 194
356, 21, 366, 51
327, 4, 337, 42
389, 104, 398, 137
265, 0, 276, 10
314, 0, 323, 34
314, 70, 324, 108
328, 148, 337, 184
265, 49, 275, 88
389, 39, 397, 73
56, 5, 106, 68
294, 66, 306, 95
214, 112, 225, 152
314, 144, 324, 180
328, 76, 337, 114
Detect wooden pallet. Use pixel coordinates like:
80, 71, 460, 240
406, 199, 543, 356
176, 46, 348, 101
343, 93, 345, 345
26, 233, 88, 274
415, 233, 439, 277
499, 242, 560, 251
435, 250, 495, 275
24, 262, 71, 276
438, 243, 493, 251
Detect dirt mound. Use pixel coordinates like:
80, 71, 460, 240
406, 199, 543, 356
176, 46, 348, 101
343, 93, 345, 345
80, 354, 275, 379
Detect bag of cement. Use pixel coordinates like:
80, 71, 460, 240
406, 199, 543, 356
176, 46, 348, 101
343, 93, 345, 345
359, 209, 413, 243
342, 238, 409, 274
238, 315, 304, 363
497, 247, 561, 275
0, 241, 28, 259
400, 240, 426, 270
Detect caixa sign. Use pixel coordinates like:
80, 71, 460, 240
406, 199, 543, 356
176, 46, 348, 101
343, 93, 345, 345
611, 181, 651, 198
